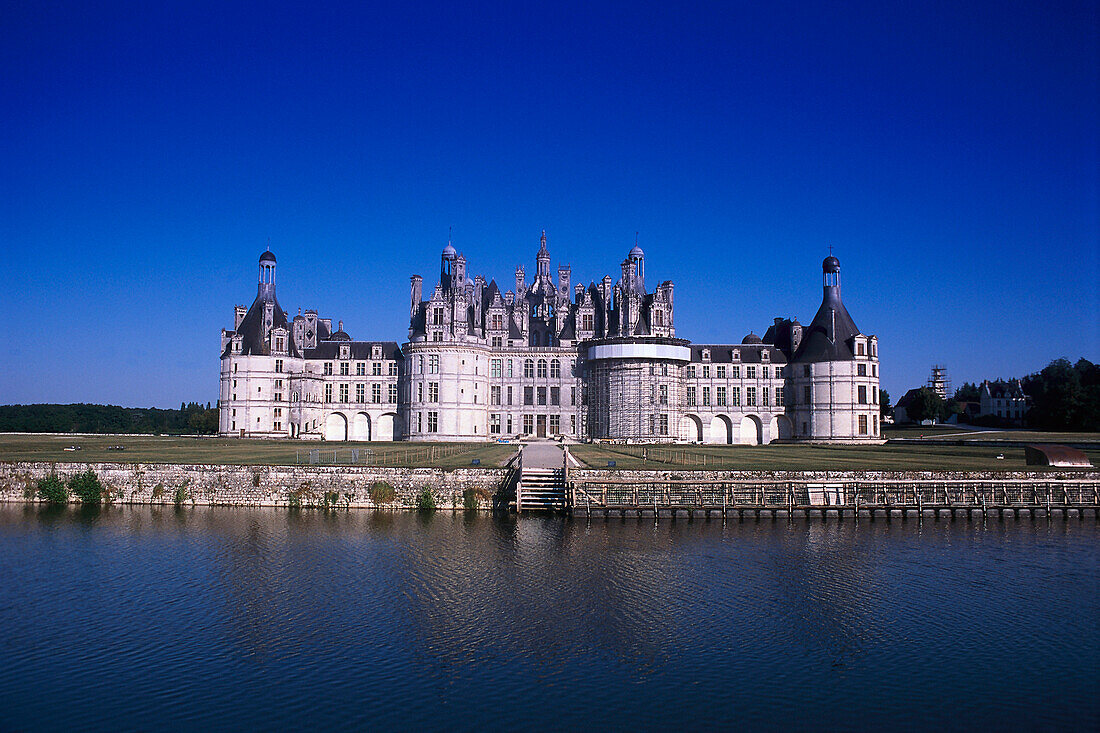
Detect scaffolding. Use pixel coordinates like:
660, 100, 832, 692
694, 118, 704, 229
928, 364, 950, 399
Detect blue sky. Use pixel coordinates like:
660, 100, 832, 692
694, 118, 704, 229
1, 0, 1096, 408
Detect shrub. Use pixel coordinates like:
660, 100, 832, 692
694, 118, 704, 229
69, 469, 104, 506
173, 485, 190, 505
151, 483, 165, 500
323, 490, 340, 508
252, 470, 262, 487
369, 481, 396, 504
36, 474, 68, 505
462, 487, 480, 512
415, 486, 436, 512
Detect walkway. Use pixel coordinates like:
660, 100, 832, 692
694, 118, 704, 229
521, 441, 563, 469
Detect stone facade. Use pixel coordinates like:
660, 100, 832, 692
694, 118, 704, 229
219, 235, 882, 444
0, 462, 508, 510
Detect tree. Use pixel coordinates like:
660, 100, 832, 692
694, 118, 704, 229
906, 387, 946, 424
879, 389, 891, 419
1022, 357, 1099, 431
954, 382, 980, 402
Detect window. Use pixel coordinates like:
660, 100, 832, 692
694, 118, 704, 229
324, 363, 333, 376
803, 386, 811, 403
731, 366, 740, 379
428, 412, 439, 432
432, 307, 444, 326
388, 384, 397, 402
491, 359, 502, 378
357, 362, 366, 376
659, 385, 668, 405
686, 366, 696, 379
858, 414, 868, 434
275, 359, 283, 373
703, 365, 710, 378
872, 364, 877, 377
429, 355, 439, 374
582, 313, 593, 330
857, 363, 867, 377
507, 386, 513, 405
508, 360, 514, 378
273, 422, 281, 431
550, 360, 561, 378
339, 384, 348, 402
857, 342, 865, 356
275, 337, 284, 351
717, 386, 727, 406
537, 360, 547, 378
356, 383, 365, 402
507, 414, 513, 433
537, 387, 547, 406
523, 415, 534, 434
775, 387, 784, 406
702, 387, 711, 406
428, 383, 439, 402
490, 414, 501, 434
762, 366, 769, 379
491, 313, 503, 330
686, 386, 697, 406
716, 365, 726, 378
872, 387, 878, 404
491, 336, 502, 348
491, 386, 501, 405
389, 362, 398, 376
732, 387, 741, 406
858, 386, 867, 404
661, 363, 668, 376
873, 415, 879, 435
432, 332, 442, 342
570, 415, 576, 434
549, 414, 561, 434
417, 382, 424, 401
274, 393, 282, 402
417, 413, 422, 432
372, 384, 382, 403
340, 362, 349, 376
524, 359, 535, 378
762, 387, 769, 406
372, 362, 382, 376
570, 387, 576, 405
524, 387, 534, 406
659, 414, 669, 435
746, 366, 757, 379
747, 386, 757, 406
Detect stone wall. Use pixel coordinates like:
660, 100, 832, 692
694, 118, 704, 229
568, 468, 1100, 483
0, 462, 512, 510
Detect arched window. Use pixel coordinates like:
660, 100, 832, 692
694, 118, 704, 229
537, 360, 547, 378
550, 359, 561, 378
524, 359, 534, 378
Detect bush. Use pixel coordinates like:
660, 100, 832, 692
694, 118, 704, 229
151, 483, 165, 500
323, 490, 340, 508
415, 486, 436, 512
462, 488, 480, 512
369, 481, 396, 504
69, 469, 104, 506
173, 485, 190, 505
36, 474, 68, 505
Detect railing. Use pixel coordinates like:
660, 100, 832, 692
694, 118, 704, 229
570, 478, 1100, 515
295, 444, 476, 466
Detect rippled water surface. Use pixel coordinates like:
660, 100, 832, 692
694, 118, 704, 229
0, 505, 1096, 731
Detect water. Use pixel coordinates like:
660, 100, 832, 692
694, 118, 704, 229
0, 505, 1096, 731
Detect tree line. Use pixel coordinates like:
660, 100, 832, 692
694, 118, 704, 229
0, 402, 219, 435
898, 358, 1099, 431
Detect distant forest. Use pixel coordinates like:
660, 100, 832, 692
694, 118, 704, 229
0, 403, 219, 435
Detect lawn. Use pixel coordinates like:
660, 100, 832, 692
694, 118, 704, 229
884, 425, 1100, 444
570, 441, 1100, 472
0, 434, 518, 469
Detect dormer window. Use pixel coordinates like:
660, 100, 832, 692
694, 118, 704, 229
339, 345, 350, 359
762, 351, 770, 362
732, 349, 740, 361
857, 342, 865, 356
372, 345, 382, 360
702, 349, 710, 361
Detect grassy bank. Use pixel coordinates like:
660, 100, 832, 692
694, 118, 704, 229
570, 440, 1100, 472
0, 434, 516, 469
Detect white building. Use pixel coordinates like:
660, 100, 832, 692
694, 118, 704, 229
220, 236, 881, 443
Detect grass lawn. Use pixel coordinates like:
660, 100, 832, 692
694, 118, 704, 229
0, 434, 518, 469
884, 425, 1100, 443
570, 441, 1100, 472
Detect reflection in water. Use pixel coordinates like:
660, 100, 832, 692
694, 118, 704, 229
0, 505, 1096, 731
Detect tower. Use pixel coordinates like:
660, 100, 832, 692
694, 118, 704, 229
258, 249, 277, 301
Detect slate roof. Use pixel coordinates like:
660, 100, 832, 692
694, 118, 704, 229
304, 341, 402, 360
223, 293, 296, 358
793, 286, 861, 363
689, 344, 787, 364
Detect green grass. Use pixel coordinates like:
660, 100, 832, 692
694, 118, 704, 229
884, 425, 1100, 443
0, 434, 517, 469
570, 441, 1100, 472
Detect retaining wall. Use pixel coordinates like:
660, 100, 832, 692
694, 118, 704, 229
0, 462, 511, 510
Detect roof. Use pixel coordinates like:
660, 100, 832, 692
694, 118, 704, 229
894, 388, 923, 409
689, 344, 787, 364
304, 341, 402, 361
259, 250, 276, 264
793, 285, 862, 363
1025, 444, 1092, 468
223, 293, 295, 358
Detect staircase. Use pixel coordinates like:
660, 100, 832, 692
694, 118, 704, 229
516, 467, 568, 512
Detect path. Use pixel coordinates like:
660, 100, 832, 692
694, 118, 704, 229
521, 442, 563, 469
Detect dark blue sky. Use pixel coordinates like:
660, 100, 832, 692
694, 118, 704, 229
1, 1, 1096, 408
